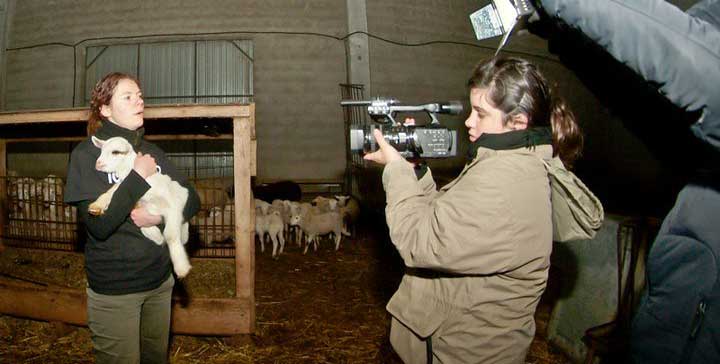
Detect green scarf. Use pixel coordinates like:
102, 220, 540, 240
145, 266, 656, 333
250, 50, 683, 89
467, 127, 552, 162
94, 120, 145, 149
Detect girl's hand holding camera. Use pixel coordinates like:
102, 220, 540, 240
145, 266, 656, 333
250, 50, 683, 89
363, 118, 415, 167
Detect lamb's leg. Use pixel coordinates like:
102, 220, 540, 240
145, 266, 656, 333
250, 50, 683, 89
302, 235, 312, 255
296, 226, 303, 247
270, 232, 279, 259
167, 239, 192, 278
278, 230, 285, 255
163, 210, 192, 278
141, 226, 165, 245
334, 228, 343, 251
88, 184, 120, 216
181, 222, 189, 244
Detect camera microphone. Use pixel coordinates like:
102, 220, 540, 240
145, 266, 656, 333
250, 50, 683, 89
423, 101, 463, 116
344, 98, 461, 158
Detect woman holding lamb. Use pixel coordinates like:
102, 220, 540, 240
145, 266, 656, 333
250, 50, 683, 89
64, 72, 200, 364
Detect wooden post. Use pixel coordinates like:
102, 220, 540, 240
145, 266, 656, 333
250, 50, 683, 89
0, 140, 5, 252
233, 104, 255, 333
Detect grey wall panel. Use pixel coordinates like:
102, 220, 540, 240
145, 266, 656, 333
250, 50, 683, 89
85, 44, 139, 104
253, 34, 346, 182
139, 42, 195, 105
8, 0, 347, 47
5, 46, 74, 109
196, 40, 254, 104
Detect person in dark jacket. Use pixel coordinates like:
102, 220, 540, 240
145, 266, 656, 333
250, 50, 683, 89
532, 0, 720, 362
64, 72, 201, 364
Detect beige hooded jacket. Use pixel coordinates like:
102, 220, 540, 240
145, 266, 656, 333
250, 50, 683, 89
383, 144, 553, 364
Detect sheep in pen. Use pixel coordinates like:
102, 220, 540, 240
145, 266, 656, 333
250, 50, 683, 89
0, 158, 239, 258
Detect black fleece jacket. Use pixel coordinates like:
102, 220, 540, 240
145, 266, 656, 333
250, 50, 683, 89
64, 121, 200, 295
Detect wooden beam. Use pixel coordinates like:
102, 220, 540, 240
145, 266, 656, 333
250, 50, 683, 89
0, 104, 251, 125
3, 134, 234, 143
171, 297, 253, 335
0, 140, 5, 253
0, 278, 253, 335
233, 110, 255, 334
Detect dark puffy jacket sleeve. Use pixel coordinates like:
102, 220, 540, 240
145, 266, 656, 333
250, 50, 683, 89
78, 172, 151, 240
537, 0, 720, 150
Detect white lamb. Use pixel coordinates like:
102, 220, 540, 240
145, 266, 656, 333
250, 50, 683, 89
290, 210, 345, 254
312, 196, 338, 212
87, 136, 192, 278
256, 208, 285, 259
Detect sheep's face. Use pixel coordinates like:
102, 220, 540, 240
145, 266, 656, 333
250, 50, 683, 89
335, 195, 349, 207
92, 136, 137, 175
289, 214, 302, 226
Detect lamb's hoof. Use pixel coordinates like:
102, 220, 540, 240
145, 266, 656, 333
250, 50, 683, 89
272, 255, 279, 261
88, 205, 104, 216
174, 265, 192, 279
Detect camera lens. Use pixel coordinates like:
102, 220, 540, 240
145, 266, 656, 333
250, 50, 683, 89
349, 129, 365, 152
349, 124, 456, 158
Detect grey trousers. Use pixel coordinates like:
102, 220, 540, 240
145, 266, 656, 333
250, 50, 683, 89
86, 275, 174, 364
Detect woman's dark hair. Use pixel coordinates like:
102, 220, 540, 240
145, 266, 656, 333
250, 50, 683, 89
87, 72, 141, 136
467, 57, 583, 168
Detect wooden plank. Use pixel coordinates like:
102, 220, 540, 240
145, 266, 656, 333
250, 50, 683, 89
251, 140, 257, 176
233, 112, 255, 334
145, 104, 251, 119
171, 297, 253, 335
0, 109, 89, 124
0, 104, 251, 125
3, 134, 234, 143
0, 278, 253, 335
0, 140, 5, 253
0, 279, 87, 326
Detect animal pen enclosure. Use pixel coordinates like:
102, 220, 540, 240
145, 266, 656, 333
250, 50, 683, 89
0, 104, 257, 335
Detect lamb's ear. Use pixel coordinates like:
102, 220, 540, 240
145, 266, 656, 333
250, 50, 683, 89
91, 136, 105, 149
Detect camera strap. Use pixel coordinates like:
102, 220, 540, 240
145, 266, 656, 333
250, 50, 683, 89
426, 335, 433, 364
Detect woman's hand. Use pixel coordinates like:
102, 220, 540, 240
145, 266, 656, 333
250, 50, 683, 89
133, 152, 157, 178
131, 206, 162, 227
363, 129, 405, 165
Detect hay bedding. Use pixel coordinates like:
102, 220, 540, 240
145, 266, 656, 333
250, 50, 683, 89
0, 229, 570, 363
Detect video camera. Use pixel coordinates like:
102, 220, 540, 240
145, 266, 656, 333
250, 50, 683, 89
341, 98, 463, 158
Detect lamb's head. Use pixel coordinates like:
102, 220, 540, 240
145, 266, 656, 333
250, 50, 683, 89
289, 213, 302, 226
91, 136, 137, 178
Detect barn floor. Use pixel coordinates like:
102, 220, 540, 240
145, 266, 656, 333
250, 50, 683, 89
0, 218, 572, 364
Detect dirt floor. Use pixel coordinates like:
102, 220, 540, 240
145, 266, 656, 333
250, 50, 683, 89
0, 220, 572, 364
